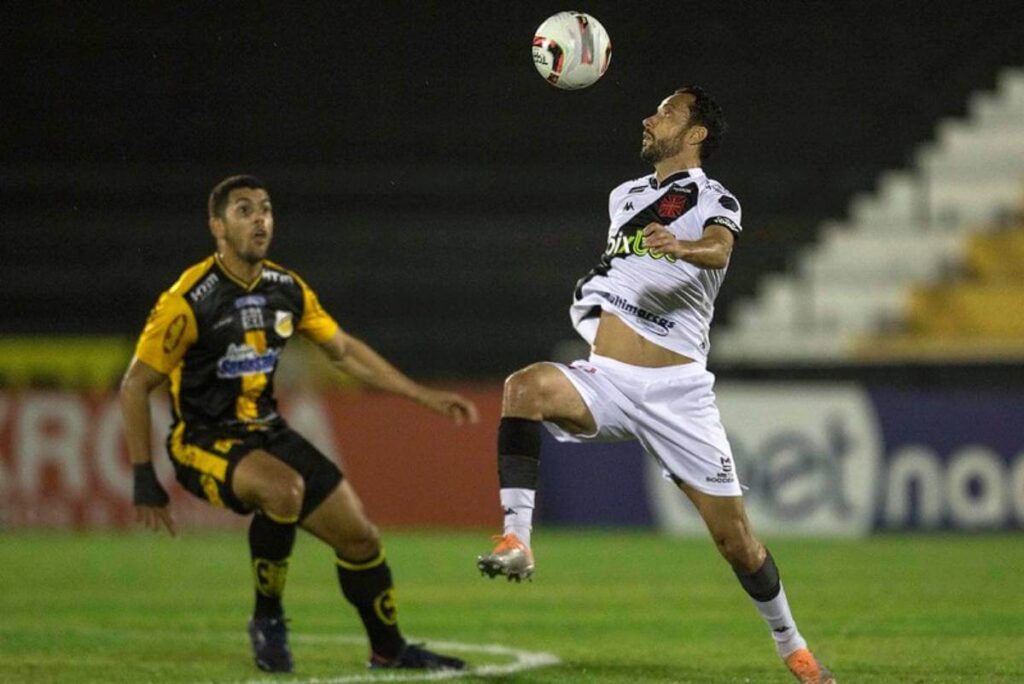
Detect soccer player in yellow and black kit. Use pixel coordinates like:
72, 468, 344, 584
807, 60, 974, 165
120, 175, 479, 674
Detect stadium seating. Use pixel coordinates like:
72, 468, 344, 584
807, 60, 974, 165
5, 5, 1022, 381
853, 224, 1024, 360
714, 68, 1024, 364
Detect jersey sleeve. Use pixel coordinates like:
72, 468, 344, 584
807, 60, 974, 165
133, 291, 198, 375
702, 188, 743, 237
608, 180, 633, 219
296, 278, 340, 344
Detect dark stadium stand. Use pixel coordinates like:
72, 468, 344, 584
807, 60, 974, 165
3, 1, 1023, 378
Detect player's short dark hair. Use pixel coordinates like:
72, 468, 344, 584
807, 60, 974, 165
208, 175, 268, 219
675, 86, 727, 161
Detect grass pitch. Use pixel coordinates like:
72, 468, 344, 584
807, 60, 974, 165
1, 530, 1021, 683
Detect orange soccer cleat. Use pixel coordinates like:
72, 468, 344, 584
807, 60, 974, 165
784, 647, 836, 684
476, 533, 535, 582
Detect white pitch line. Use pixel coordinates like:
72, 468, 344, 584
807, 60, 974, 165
237, 634, 560, 684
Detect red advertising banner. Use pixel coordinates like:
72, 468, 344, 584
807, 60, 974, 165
0, 386, 503, 530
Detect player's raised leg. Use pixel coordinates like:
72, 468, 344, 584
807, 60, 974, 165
679, 483, 835, 684
301, 480, 465, 670
232, 450, 305, 673
477, 363, 596, 582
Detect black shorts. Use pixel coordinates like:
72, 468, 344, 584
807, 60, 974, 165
167, 422, 344, 521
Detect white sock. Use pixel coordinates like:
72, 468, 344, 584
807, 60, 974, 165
750, 583, 807, 658
499, 488, 534, 548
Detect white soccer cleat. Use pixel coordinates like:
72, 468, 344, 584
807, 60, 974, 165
476, 533, 535, 582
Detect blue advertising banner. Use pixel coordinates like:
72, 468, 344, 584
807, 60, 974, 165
537, 384, 1024, 534
871, 388, 1024, 530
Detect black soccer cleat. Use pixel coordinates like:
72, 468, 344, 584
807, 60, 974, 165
247, 616, 294, 673
368, 642, 466, 670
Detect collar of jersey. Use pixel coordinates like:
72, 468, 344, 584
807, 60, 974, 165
214, 253, 263, 291
648, 167, 704, 189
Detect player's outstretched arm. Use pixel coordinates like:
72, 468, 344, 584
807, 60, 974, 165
320, 330, 479, 425
642, 223, 735, 269
119, 357, 177, 537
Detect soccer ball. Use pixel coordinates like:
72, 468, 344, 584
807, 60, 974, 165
532, 11, 612, 89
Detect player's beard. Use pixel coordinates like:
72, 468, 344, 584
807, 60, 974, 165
226, 230, 270, 265
640, 132, 685, 165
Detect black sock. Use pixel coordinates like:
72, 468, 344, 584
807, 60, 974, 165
735, 549, 781, 602
336, 550, 404, 659
497, 417, 542, 488
249, 513, 297, 619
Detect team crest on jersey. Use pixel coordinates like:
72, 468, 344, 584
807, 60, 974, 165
657, 192, 688, 219
274, 311, 294, 338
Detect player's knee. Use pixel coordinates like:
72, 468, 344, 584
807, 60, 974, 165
712, 526, 762, 572
504, 364, 559, 416
339, 521, 381, 560
261, 473, 305, 523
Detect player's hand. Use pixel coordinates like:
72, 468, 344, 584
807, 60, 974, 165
132, 462, 177, 536
641, 222, 682, 258
135, 504, 178, 537
415, 388, 480, 426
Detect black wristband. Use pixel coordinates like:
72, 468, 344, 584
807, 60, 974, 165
133, 462, 169, 507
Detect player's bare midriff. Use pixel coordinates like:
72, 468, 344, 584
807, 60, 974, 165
592, 311, 695, 367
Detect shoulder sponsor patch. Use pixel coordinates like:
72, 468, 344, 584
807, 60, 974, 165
162, 314, 187, 353
704, 216, 740, 233
628, 184, 648, 194
718, 195, 739, 212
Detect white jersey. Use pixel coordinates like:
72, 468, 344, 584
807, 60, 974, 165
571, 167, 742, 364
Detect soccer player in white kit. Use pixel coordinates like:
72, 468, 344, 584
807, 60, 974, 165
476, 87, 835, 684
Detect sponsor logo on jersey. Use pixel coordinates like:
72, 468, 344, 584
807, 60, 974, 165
605, 230, 678, 262
628, 184, 647, 194
162, 314, 187, 353
261, 270, 294, 285
240, 307, 265, 331
189, 273, 220, 303
624, 201, 634, 211
599, 292, 676, 336
216, 343, 281, 378
274, 311, 294, 338
705, 216, 740, 233
234, 295, 267, 309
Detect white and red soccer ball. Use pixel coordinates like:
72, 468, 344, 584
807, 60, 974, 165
532, 11, 612, 89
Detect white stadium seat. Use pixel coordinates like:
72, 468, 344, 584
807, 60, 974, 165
717, 67, 1024, 363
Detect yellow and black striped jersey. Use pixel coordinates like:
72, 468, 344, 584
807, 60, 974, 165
134, 254, 338, 432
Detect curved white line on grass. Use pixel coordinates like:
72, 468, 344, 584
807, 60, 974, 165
240, 634, 560, 684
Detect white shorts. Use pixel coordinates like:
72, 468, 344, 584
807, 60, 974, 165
544, 353, 742, 497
